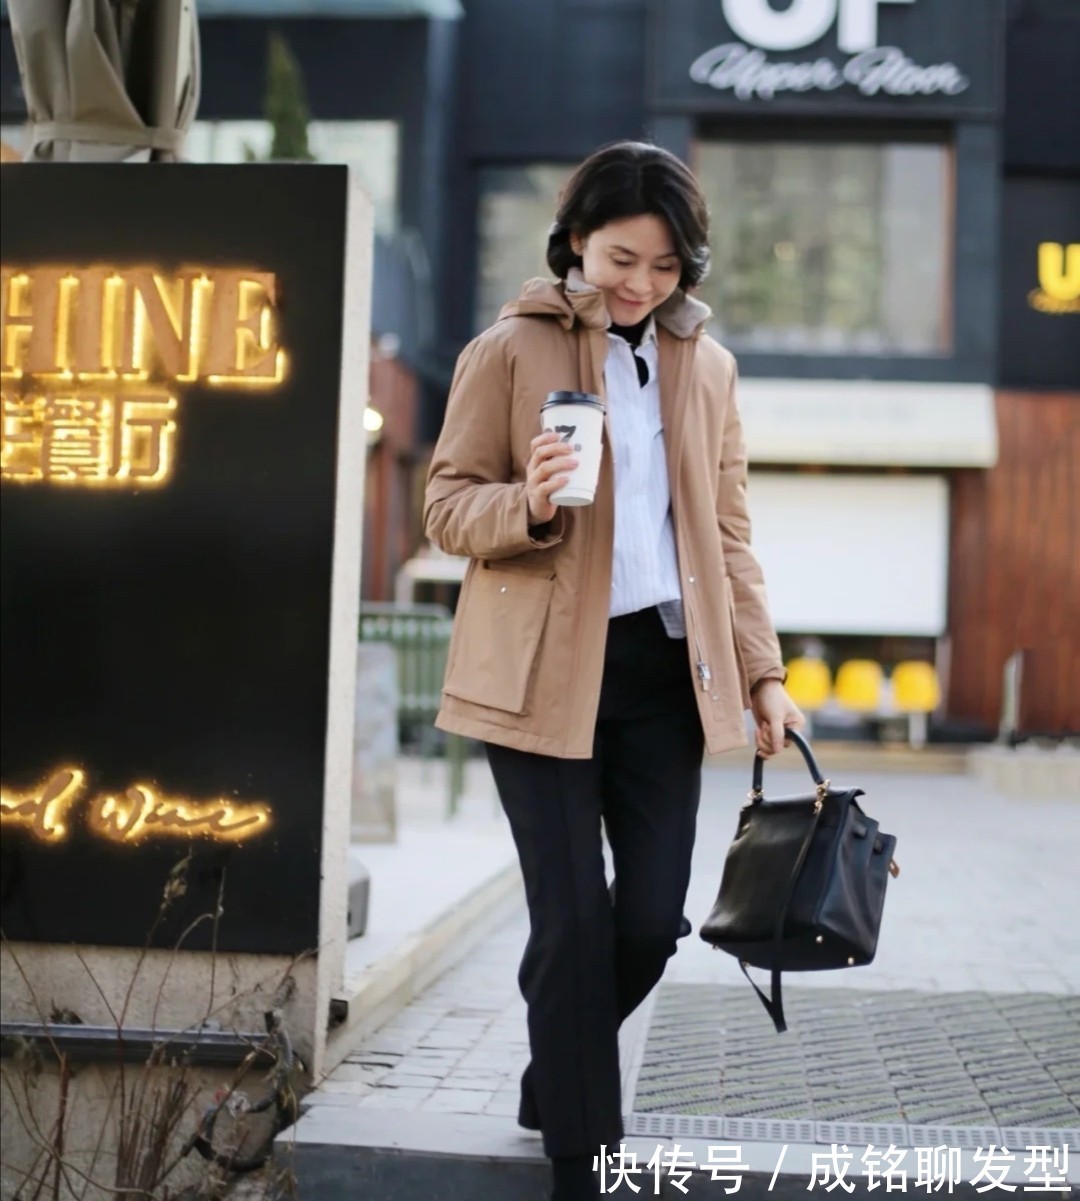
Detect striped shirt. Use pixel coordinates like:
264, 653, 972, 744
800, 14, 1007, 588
605, 317, 686, 637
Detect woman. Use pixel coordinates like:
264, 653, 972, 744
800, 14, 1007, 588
424, 141, 803, 1201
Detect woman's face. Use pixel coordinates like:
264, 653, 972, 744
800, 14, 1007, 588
570, 213, 682, 327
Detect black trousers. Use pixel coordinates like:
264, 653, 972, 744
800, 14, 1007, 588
486, 606, 704, 1158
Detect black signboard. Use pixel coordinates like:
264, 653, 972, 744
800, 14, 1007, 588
999, 176, 1080, 390
1004, 12, 1080, 174
1, 164, 357, 954
649, 0, 1003, 117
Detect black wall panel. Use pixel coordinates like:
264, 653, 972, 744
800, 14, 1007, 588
1, 163, 352, 954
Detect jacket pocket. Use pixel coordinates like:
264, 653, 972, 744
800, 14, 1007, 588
443, 565, 556, 715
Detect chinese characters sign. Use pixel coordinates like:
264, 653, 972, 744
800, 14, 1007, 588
3, 393, 177, 484
1, 267, 286, 486
1, 163, 357, 954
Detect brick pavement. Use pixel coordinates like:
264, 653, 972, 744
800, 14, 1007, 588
289, 762, 1080, 1196
311, 917, 530, 1120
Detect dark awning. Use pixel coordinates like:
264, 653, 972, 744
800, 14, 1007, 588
195, 0, 463, 16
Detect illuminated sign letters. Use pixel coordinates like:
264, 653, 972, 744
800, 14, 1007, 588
691, 0, 969, 100
0, 267, 287, 487
721, 0, 914, 53
1, 768, 272, 845
1028, 243, 1080, 315
1, 162, 353, 954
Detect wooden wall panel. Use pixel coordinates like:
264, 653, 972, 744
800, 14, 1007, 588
948, 392, 1080, 735
362, 350, 420, 602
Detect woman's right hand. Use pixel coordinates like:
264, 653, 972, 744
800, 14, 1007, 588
526, 431, 577, 525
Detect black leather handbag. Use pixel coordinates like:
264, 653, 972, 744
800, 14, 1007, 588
699, 730, 899, 1033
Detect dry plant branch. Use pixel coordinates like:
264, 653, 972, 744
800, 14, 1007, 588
2, 855, 306, 1201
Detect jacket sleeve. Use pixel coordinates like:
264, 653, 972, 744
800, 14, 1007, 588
715, 354, 786, 692
424, 331, 565, 561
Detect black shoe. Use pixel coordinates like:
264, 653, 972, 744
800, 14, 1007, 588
551, 1154, 602, 1200
518, 1062, 541, 1131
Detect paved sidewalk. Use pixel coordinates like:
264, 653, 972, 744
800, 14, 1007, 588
321, 754, 520, 1067
285, 754, 1080, 1199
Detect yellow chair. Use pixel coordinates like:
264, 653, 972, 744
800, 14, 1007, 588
892, 660, 941, 748
784, 657, 833, 711
834, 659, 885, 713
892, 660, 941, 712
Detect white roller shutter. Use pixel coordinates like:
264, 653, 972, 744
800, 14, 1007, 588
747, 473, 949, 636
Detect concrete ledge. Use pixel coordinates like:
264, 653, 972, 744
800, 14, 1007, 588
968, 743, 1080, 798
279, 1110, 1065, 1200
323, 864, 523, 1070
279, 1111, 549, 1201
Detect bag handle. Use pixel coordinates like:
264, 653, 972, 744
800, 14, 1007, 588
750, 727, 826, 800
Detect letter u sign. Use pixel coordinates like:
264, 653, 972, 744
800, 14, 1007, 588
1038, 242, 1080, 302
722, 0, 915, 53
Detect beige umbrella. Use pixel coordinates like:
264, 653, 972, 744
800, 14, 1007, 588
7, 0, 200, 162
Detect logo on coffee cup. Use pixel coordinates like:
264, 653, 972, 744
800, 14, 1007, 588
555, 424, 577, 443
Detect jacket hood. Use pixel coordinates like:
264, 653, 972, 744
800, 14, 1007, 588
497, 267, 712, 340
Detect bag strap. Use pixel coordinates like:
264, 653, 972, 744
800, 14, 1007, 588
738, 798, 824, 1033
743, 729, 828, 1034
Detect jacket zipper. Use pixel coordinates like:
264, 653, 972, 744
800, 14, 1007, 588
683, 571, 712, 693
696, 655, 712, 692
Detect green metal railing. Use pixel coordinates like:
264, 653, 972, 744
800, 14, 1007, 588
358, 602, 468, 815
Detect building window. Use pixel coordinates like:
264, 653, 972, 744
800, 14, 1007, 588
475, 164, 573, 333
694, 139, 952, 356
185, 118, 400, 234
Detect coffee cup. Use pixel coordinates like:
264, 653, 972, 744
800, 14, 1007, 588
540, 390, 605, 507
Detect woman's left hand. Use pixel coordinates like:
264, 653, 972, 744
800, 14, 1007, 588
750, 679, 805, 758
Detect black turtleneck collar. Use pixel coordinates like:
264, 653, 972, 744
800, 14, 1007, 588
608, 315, 650, 349
608, 316, 651, 386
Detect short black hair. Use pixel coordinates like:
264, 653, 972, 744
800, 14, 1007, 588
547, 141, 710, 291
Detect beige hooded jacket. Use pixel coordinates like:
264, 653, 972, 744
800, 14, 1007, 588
423, 272, 785, 758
